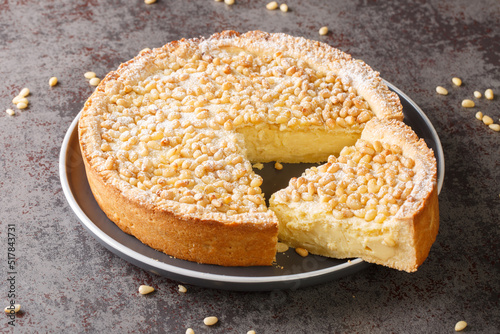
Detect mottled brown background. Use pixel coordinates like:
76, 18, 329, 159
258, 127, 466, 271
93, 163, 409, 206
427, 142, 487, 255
1, 0, 499, 333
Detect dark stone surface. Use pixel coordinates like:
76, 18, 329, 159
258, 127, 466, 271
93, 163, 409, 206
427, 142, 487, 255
1, 0, 499, 332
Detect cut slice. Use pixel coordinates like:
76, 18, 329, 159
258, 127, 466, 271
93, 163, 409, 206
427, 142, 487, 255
269, 118, 439, 272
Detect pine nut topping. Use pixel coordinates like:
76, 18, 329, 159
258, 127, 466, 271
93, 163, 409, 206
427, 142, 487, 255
247, 331, 256, 334
295, 247, 309, 257
5, 109, 15, 116
203, 316, 218, 326
186, 329, 195, 334
266, 1, 278, 10
49, 76, 58, 86
319, 26, 329, 36
84, 71, 96, 79
89, 77, 101, 86
275, 138, 414, 224
454, 320, 467, 332
250, 178, 263, 188
145, 0, 156, 4
224, 0, 235, 4
82, 35, 380, 219
452, 77, 462, 86
473, 91, 482, 98
461, 99, 475, 108
178, 285, 187, 293
279, 4, 288, 12
138, 285, 155, 294
435, 86, 448, 95
484, 88, 494, 100
475, 111, 483, 120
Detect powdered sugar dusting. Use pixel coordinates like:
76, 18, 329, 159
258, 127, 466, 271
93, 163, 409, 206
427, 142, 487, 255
80, 30, 404, 225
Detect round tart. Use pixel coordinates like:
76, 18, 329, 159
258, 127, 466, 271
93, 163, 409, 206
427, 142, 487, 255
78, 30, 428, 268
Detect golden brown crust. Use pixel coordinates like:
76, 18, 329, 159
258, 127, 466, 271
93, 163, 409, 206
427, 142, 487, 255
78, 31, 410, 267
410, 184, 439, 271
362, 119, 439, 272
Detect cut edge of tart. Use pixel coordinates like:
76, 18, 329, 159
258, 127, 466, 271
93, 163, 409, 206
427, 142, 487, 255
77, 30, 431, 268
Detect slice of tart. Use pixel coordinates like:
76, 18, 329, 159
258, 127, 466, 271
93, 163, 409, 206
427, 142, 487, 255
270, 118, 439, 272
78, 30, 406, 266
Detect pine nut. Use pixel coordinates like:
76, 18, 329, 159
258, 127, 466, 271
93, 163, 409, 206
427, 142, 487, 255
145, 0, 156, 4
279, 4, 288, 12
250, 178, 263, 187
84, 71, 96, 79
475, 111, 483, 120
138, 285, 155, 294
13, 96, 28, 104
247, 331, 256, 334
489, 124, 500, 131
473, 91, 482, 98
295, 247, 308, 257
16, 102, 28, 109
89, 77, 101, 86
452, 77, 462, 86
4, 304, 20, 313
203, 316, 218, 326
276, 242, 289, 252
319, 26, 329, 36
224, 0, 234, 4
49, 76, 58, 86
454, 320, 467, 331
436, 86, 448, 95
365, 209, 377, 221
178, 285, 187, 293
5, 109, 15, 116
186, 329, 195, 334
482, 115, 493, 125
19, 87, 30, 97
266, 1, 278, 10
484, 88, 494, 100
461, 99, 474, 108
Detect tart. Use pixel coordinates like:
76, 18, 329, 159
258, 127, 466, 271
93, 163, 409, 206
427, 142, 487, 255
78, 30, 423, 268
270, 118, 439, 272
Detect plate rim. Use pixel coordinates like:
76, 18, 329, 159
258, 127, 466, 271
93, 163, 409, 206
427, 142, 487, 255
59, 81, 444, 288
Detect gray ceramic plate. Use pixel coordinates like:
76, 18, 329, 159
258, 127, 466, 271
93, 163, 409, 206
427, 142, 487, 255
59, 81, 444, 291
